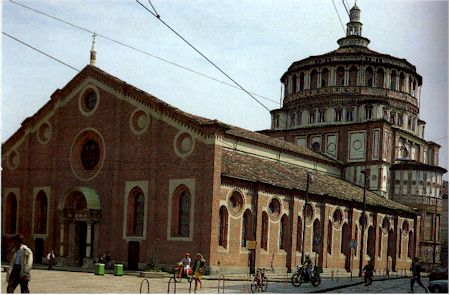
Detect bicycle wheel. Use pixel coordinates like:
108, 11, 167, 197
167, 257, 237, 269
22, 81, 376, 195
311, 276, 321, 287
261, 276, 268, 292
291, 273, 302, 287
250, 280, 258, 293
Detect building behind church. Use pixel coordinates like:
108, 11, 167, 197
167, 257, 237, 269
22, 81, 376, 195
2, 4, 445, 273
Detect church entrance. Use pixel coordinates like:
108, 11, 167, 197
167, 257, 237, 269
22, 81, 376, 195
34, 238, 44, 264
128, 241, 140, 270
58, 187, 101, 267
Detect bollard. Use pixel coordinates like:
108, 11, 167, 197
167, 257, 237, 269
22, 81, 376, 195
217, 274, 225, 293
167, 277, 177, 294
336, 269, 339, 281
140, 279, 150, 294
331, 270, 334, 281
283, 273, 288, 288
188, 278, 193, 294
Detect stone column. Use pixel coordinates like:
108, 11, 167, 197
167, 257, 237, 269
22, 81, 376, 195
344, 69, 349, 86
86, 223, 92, 258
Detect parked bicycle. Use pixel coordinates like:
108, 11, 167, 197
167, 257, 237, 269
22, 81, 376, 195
291, 265, 321, 287
250, 268, 268, 293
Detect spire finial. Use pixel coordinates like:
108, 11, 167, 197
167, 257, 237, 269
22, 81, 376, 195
90, 32, 97, 66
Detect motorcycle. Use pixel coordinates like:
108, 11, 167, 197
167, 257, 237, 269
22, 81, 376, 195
291, 265, 321, 287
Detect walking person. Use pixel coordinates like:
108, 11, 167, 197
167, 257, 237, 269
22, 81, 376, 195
409, 257, 428, 293
46, 250, 56, 270
363, 259, 374, 286
193, 253, 206, 292
6, 234, 33, 293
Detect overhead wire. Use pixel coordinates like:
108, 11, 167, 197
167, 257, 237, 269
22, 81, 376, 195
8, 0, 278, 105
136, 0, 273, 113
2, 32, 80, 72
332, 0, 346, 34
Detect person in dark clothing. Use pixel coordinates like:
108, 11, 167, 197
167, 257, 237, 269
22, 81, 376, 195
7, 235, 33, 293
363, 259, 374, 286
409, 257, 428, 293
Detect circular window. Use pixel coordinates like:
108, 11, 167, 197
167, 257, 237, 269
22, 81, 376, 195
70, 128, 105, 181
312, 142, 321, 152
420, 181, 424, 186
7, 150, 19, 170
327, 143, 336, 153
174, 132, 195, 158
81, 140, 100, 170
403, 180, 408, 185
395, 180, 401, 185
412, 180, 417, 185
37, 122, 52, 144
352, 140, 362, 150
371, 175, 377, 181
228, 191, 244, 216
402, 220, 409, 234
78, 85, 100, 116
304, 203, 314, 222
268, 198, 281, 219
130, 109, 150, 135
332, 209, 343, 227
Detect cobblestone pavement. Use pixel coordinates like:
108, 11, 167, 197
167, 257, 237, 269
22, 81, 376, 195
326, 278, 428, 294
1, 268, 419, 293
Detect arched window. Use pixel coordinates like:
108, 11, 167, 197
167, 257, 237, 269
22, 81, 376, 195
390, 70, 397, 90
261, 211, 268, 250
6, 193, 18, 234
310, 70, 318, 89
365, 67, 374, 86
341, 222, 349, 255
376, 68, 384, 88
34, 190, 48, 234
299, 72, 305, 91
336, 67, 345, 86
399, 72, 405, 92
412, 80, 417, 97
292, 74, 297, 93
354, 225, 358, 256
296, 216, 303, 252
408, 230, 413, 258
171, 185, 190, 237
367, 226, 376, 259
128, 187, 145, 236
312, 219, 321, 253
219, 206, 228, 248
242, 209, 252, 247
327, 221, 333, 254
280, 214, 289, 250
349, 66, 358, 86
378, 226, 383, 257
321, 68, 329, 87
388, 229, 395, 258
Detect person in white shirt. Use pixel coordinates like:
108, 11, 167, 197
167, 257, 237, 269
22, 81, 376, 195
47, 250, 56, 270
6, 235, 33, 293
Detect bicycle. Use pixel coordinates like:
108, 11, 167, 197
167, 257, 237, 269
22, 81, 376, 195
250, 268, 268, 293
173, 263, 193, 283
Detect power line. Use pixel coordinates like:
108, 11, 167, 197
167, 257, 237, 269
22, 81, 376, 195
136, 0, 272, 113
332, 0, 346, 34
2, 32, 80, 72
8, 0, 278, 105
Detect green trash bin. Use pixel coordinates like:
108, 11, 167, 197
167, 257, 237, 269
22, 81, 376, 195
114, 264, 124, 276
95, 263, 105, 276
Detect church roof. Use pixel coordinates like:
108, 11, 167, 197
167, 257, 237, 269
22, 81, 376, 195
222, 149, 416, 214
2, 65, 338, 166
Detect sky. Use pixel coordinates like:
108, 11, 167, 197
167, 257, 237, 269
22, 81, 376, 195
2, 0, 448, 177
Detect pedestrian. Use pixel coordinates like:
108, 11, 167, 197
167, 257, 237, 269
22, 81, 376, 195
363, 259, 374, 286
6, 234, 33, 293
409, 257, 428, 293
193, 253, 206, 292
105, 252, 111, 269
98, 254, 105, 264
46, 250, 56, 270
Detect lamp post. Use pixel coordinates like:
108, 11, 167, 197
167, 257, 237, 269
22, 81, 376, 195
301, 172, 314, 264
358, 169, 368, 277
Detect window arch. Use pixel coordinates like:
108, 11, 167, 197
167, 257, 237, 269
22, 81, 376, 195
296, 216, 303, 252
171, 185, 190, 237
219, 206, 228, 248
349, 66, 358, 86
6, 193, 18, 234
321, 68, 329, 87
399, 72, 405, 92
341, 222, 349, 255
365, 67, 374, 86
280, 214, 289, 250
367, 226, 376, 259
376, 68, 384, 88
34, 190, 48, 234
378, 226, 383, 257
312, 219, 321, 253
299, 72, 305, 91
242, 209, 252, 247
390, 70, 397, 90
128, 187, 145, 236
292, 74, 297, 94
261, 211, 268, 250
336, 67, 345, 86
408, 230, 413, 258
310, 70, 318, 89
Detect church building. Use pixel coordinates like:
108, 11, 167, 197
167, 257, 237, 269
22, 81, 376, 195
2, 5, 444, 274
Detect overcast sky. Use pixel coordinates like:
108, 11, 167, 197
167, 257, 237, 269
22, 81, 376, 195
2, 0, 448, 177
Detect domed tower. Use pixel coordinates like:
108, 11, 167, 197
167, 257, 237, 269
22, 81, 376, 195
261, 4, 446, 267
